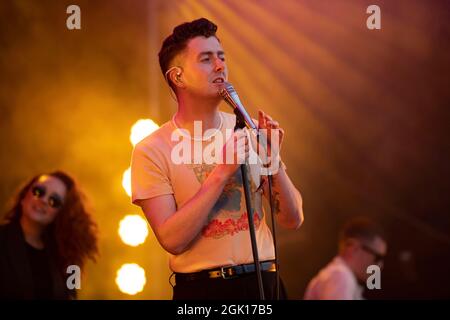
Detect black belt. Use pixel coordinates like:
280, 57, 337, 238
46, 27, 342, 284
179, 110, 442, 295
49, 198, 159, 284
174, 261, 277, 282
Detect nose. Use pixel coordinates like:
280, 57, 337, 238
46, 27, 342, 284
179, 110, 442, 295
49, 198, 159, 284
38, 196, 49, 206
214, 57, 225, 73
34, 193, 51, 208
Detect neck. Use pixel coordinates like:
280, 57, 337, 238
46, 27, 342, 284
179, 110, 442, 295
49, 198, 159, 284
175, 93, 222, 136
20, 215, 45, 249
339, 253, 359, 279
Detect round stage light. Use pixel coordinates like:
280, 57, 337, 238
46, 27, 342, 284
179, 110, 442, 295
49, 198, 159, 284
118, 214, 149, 247
115, 263, 146, 295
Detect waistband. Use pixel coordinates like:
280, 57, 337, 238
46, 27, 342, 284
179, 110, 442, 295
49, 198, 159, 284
174, 260, 277, 282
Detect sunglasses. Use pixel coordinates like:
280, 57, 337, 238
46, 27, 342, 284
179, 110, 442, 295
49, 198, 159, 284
31, 185, 64, 209
361, 244, 385, 264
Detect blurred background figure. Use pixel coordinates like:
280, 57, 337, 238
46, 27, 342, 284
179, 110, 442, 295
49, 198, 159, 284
304, 217, 387, 300
0, 171, 99, 299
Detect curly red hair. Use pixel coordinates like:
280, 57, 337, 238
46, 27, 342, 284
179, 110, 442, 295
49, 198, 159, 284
2, 171, 99, 272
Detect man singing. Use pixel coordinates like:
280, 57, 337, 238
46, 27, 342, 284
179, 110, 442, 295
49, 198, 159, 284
131, 18, 303, 299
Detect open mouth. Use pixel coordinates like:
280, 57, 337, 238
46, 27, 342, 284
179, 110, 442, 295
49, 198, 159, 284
212, 77, 225, 84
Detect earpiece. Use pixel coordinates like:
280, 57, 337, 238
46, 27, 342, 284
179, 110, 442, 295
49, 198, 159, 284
173, 68, 184, 86
165, 66, 183, 86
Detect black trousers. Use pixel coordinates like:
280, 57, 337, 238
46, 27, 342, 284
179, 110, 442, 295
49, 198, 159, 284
172, 271, 287, 300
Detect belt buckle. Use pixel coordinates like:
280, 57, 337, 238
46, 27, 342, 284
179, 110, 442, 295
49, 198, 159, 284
220, 267, 235, 279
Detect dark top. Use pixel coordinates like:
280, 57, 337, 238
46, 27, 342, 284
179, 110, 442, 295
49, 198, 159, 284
25, 242, 54, 299
0, 219, 71, 299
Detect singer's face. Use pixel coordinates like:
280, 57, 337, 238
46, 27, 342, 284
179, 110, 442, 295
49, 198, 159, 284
180, 36, 228, 98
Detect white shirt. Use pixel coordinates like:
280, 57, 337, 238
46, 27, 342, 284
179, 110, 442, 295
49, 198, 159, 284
304, 256, 364, 300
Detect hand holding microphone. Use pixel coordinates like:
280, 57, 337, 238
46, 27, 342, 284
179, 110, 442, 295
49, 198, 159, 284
218, 129, 250, 178
219, 82, 284, 172
219, 82, 258, 131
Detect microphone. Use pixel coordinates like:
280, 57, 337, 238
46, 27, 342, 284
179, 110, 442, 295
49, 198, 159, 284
219, 82, 276, 173
219, 82, 258, 131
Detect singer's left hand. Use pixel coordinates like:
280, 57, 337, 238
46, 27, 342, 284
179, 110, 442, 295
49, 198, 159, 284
258, 110, 284, 153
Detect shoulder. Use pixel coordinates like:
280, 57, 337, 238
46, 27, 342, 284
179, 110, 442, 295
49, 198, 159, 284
318, 259, 358, 291
0, 221, 17, 253
0, 222, 12, 239
135, 120, 174, 149
131, 120, 181, 175
315, 257, 352, 280
132, 121, 175, 161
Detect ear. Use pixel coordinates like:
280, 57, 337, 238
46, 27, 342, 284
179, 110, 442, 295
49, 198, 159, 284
169, 67, 185, 89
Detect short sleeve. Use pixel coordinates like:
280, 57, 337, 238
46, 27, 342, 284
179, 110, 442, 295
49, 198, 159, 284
130, 143, 174, 205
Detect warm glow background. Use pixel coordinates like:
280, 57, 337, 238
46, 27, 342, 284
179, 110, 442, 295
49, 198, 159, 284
0, 0, 449, 299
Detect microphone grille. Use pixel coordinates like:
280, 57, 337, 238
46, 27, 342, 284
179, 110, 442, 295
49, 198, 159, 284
224, 82, 234, 92
219, 82, 235, 98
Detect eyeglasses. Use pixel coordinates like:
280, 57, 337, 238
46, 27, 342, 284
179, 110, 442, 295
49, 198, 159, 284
31, 185, 64, 209
361, 244, 385, 264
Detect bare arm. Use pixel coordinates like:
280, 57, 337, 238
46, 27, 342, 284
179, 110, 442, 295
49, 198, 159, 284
138, 166, 230, 255
257, 110, 304, 229
262, 166, 304, 229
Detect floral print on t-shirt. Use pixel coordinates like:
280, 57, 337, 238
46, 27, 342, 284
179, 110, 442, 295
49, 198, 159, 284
188, 163, 263, 239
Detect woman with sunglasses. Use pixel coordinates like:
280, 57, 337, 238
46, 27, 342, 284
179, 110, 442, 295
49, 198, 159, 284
0, 171, 98, 299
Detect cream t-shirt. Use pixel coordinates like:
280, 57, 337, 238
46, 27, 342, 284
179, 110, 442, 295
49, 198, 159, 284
131, 111, 275, 273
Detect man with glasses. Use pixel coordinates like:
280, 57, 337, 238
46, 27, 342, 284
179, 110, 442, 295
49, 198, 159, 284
304, 217, 387, 300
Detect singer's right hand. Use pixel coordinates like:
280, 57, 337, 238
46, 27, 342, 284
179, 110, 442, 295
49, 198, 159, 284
217, 129, 249, 177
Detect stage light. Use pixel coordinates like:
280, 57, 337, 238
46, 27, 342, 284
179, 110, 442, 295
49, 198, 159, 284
122, 167, 131, 197
130, 119, 159, 146
118, 214, 149, 247
115, 263, 146, 295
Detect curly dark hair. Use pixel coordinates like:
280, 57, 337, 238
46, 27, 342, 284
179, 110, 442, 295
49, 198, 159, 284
2, 171, 99, 272
158, 17, 219, 77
